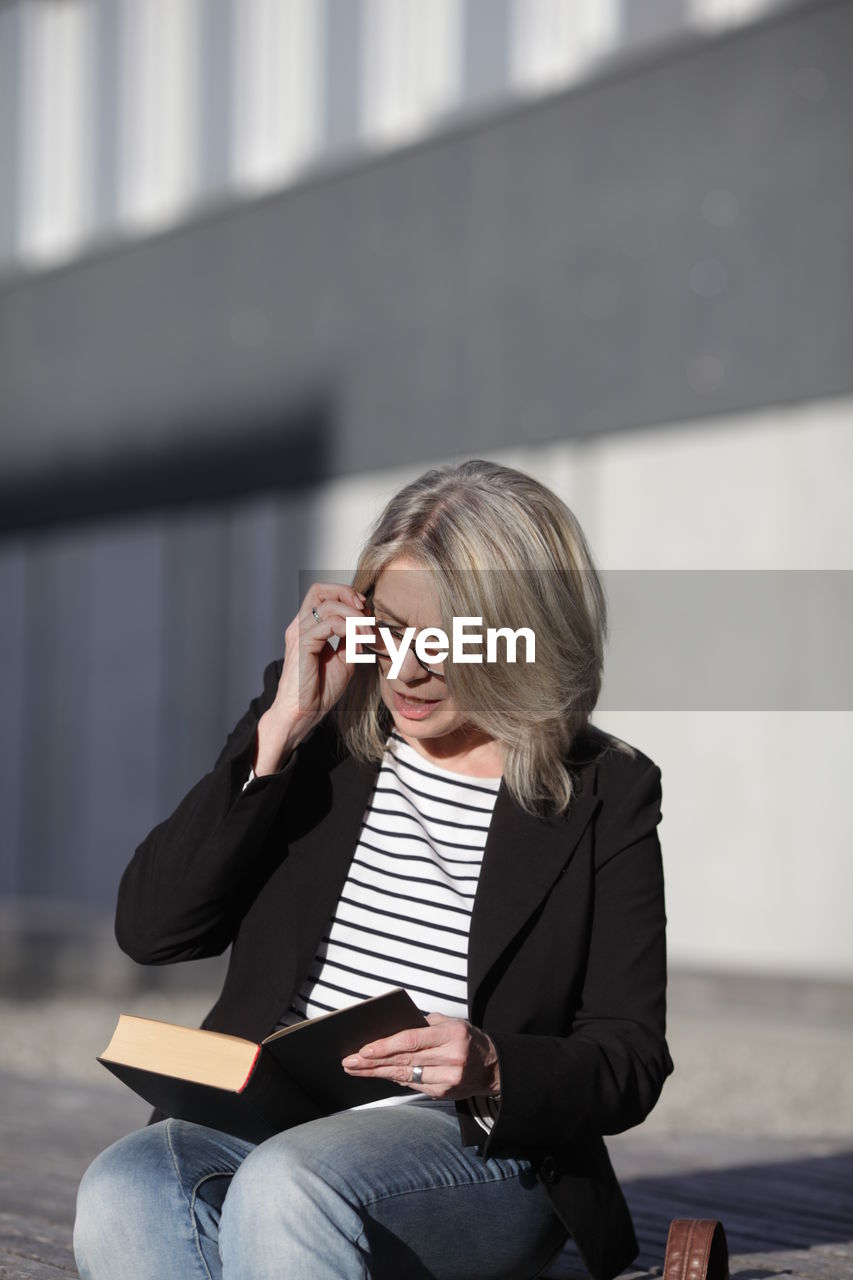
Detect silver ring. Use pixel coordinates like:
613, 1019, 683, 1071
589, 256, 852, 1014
311, 606, 321, 623
411, 1065, 424, 1085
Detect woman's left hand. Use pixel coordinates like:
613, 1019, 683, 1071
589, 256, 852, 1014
342, 1013, 501, 1100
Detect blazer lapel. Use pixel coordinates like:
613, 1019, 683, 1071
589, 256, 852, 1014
467, 780, 601, 1019
274, 734, 601, 1026
284, 750, 381, 1006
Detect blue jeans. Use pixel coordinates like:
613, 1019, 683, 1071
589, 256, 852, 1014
73, 1102, 569, 1279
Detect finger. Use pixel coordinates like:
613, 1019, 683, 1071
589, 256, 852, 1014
301, 615, 348, 652
361, 1015, 467, 1060
342, 1041, 466, 1072
306, 583, 366, 611
304, 603, 374, 660
342, 1061, 438, 1089
285, 585, 366, 642
355, 1025, 447, 1060
300, 609, 363, 650
305, 603, 367, 631
305, 608, 367, 644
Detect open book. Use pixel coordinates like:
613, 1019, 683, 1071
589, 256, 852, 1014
98, 988, 426, 1144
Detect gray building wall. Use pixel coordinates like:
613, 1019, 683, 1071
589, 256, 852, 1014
0, 2, 21, 262
0, 498, 317, 912
1, 0, 850, 522
0, 0, 851, 918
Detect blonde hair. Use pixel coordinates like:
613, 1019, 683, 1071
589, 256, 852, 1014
336, 459, 614, 817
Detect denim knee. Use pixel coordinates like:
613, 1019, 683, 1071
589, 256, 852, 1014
219, 1130, 368, 1264
74, 1123, 190, 1280
74, 1132, 144, 1275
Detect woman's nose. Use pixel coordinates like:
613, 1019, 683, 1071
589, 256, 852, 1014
396, 645, 431, 682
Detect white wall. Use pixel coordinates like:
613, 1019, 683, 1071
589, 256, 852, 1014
299, 394, 853, 981
2, 393, 849, 980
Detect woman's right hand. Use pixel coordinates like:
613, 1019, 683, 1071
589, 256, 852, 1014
254, 582, 368, 775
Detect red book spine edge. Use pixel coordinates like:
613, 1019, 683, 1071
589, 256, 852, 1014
238, 1044, 262, 1093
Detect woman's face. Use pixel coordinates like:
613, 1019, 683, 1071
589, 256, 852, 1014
370, 557, 479, 750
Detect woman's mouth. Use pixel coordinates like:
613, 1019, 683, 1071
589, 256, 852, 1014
392, 690, 442, 720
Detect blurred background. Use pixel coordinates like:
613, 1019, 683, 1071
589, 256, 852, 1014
1, 0, 852, 1138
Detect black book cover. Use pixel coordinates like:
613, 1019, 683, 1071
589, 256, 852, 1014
99, 989, 427, 1144
262, 987, 427, 1112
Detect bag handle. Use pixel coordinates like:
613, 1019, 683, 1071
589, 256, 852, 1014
663, 1219, 730, 1280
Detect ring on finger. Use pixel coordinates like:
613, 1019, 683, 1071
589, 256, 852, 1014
311, 606, 322, 623
411, 1065, 424, 1085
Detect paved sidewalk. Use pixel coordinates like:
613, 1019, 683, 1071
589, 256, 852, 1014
1, 977, 851, 1278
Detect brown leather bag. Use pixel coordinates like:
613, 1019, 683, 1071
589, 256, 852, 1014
663, 1220, 730, 1280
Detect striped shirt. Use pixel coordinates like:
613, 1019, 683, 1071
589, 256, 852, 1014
258, 729, 503, 1132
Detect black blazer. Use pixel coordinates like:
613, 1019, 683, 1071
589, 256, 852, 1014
116, 659, 673, 1280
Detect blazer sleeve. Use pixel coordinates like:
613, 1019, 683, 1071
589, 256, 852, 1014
115, 657, 305, 964
484, 754, 673, 1153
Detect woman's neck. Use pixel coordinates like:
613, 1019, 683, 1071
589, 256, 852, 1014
396, 727, 504, 778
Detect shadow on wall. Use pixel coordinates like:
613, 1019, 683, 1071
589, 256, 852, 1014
0, 396, 331, 533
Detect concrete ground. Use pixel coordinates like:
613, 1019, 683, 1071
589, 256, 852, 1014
0, 971, 851, 1278
3, 971, 851, 1139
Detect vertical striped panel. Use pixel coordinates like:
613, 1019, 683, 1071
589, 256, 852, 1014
93, 0, 120, 233
231, 0, 325, 193
18, 530, 95, 900
83, 522, 166, 907
509, 0, 620, 94
223, 497, 288, 723
323, 0, 364, 151
622, 0, 688, 50
462, 0, 511, 107
361, 0, 462, 145
222, 489, 320, 725
17, 0, 96, 265
157, 511, 230, 811
116, 0, 200, 230
198, 0, 234, 199
0, 2, 22, 267
0, 496, 324, 910
0, 541, 27, 896
689, 0, 781, 32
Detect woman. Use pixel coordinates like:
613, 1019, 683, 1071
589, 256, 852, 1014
74, 459, 673, 1280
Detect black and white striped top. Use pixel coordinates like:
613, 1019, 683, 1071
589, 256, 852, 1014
267, 729, 503, 1132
